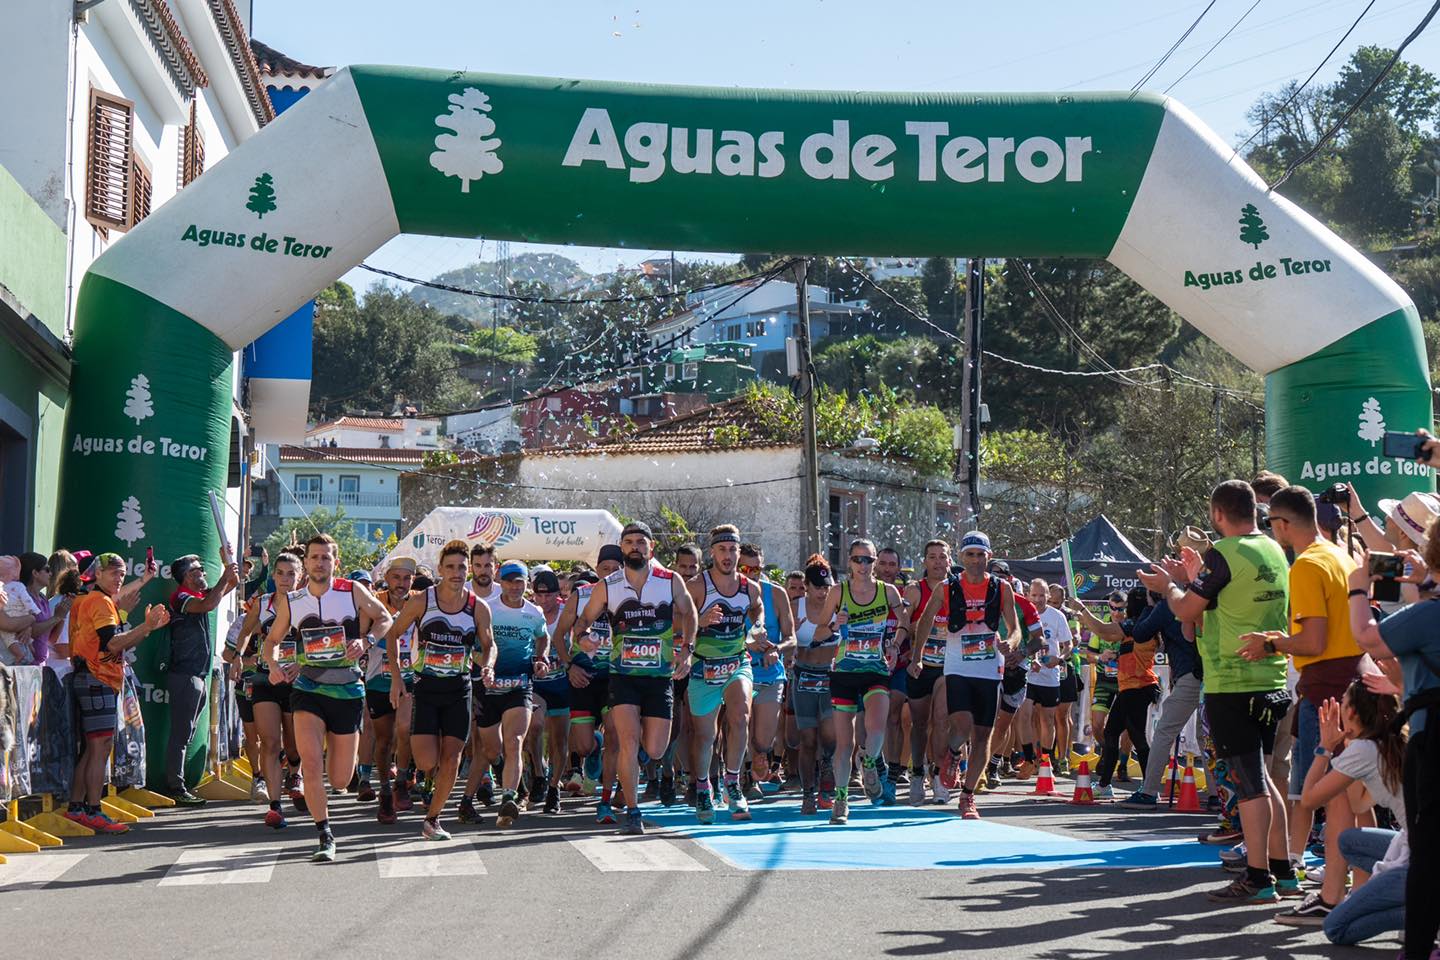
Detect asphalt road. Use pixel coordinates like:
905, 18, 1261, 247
0, 781, 1384, 960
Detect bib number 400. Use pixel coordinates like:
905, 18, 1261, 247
621, 641, 661, 668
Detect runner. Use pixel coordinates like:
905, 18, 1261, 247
362, 556, 418, 825
1050, 582, 1081, 774
739, 542, 795, 800
574, 522, 697, 835
671, 543, 702, 806
262, 533, 395, 862
904, 540, 953, 804
688, 527, 767, 823
913, 531, 1020, 819
530, 568, 571, 814
825, 538, 906, 824
792, 559, 839, 814
233, 552, 301, 829
459, 544, 499, 816
673, 544, 701, 582
1085, 591, 1127, 775
1025, 579, 1073, 773
876, 547, 911, 791
473, 561, 549, 829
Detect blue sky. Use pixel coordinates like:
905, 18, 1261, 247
252, 0, 1440, 289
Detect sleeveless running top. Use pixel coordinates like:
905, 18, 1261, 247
413, 587, 477, 692
605, 566, 678, 678
833, 580, 892, 674
287, 578, 363, 700
945, 574, 1004, 680
571, 583, 613, 675
695, 571, 750, 660
749, 579, 787, 684
914, 579, 950, 668
366, 590, 418, 692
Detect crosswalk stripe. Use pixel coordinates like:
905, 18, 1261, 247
375, 839, 487, 878
0, 853, 88, 890
568, 836, 708, 872
158, 847, 279, 886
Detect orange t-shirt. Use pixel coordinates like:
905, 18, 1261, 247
69, 589, 125, 691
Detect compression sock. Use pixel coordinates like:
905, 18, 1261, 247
1269, 858, 1296, 882
1246, 865, 1273, 889
1022, 744, 1036, 763
696, 777, 711, 798
834, 786, 849, 801
316, 818, 332, 839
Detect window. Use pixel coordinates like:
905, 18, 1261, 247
180, 99, 205, 188
827, 489, 867, 568
339, 475, 360, 505
85, 89, 134, 235
130, 151, 152, 226
664, 364, 676, 381
681, 362, 698, 380
294, 474, 322, 501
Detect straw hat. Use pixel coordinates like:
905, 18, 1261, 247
1170, 525, 1212, 556
1378, 492, 1440, 548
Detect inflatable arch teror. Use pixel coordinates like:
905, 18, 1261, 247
55, 67, 1432, 775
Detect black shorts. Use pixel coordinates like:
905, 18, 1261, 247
1001, 665, 1028, 697
250, 680, 293, 711
236, 688, 255, 724
945, 674, 1000, 728
907, 665, 944, 700
608, 674, 673, 720
829, 670, 890, 712
412, 683, 472, 741
569, 671, 611, 724
366, 689, 396, 720
476, 686, 532, 728
1027, 684, 1060, 709
74, 671, 118, 739
672, 675, 690, 703
1205, 689, 1292, 760
290, 689, 364, 735
1058, 668, 1079, 704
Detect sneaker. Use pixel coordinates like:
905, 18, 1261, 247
1273, 892, 1332, 925
562, 771, 584, 796
169, 789, 207, 807
829, 795, 849, 825
596, 802, 617, 825
377, 793, 397, 825
956, 791, 981, 820
761, 773, 783, 795
457, 797, 479, 824
1093, 784, 1115, 801
908, 776, 926, 805
861, 758, 882, 801
658, 775, 677, 807
357, 781, 376, 803
745, 780, 765, 803
1015, 759, 1036, 780
421, 818, 451, 842
1219, 843, 1247, 867
1119, 791, 1158, 810
726, 782, 751, 821
477, 780, 495, 807
543, 786, 560, 815
62, 808, 89, 827
642, 777, 660, 802
496, 798, 520, 828
1056, 758, 1072, 778
892, 767, 910, 787
250, 778, 268, 804
393, 784, 413, 812
312, 835, 337, 863
1199, 826, 1244, 846
581, 776, 599, 798
974, 775, 993, 795
940, 750, 962, 789
684, 780, 698, 808
87, 811, 130, 834
1275, 877, 1305, 900
818, 791, 834, 811
619, 809, 645, 835
1206, 875, 1277, 904
878, 777, 897, 807
1306, 864, 1326, 886
264, 808, 287, 830
801, 790, 818, 815
289, 775, 307, 813
932, 778, 951, 805
696, 789, 716, 825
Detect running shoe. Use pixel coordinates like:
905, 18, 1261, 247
619, 809, 645, 835
1015, 759, 1036, 780
393, 785, 413, 812
458, 796, 479, 824
818, 791, 834, 811
931, 778, 951, 805
168, 788, 207, 807
562, 771, 584, 796
1056, 758, 1072, 778
696, 789, 716, 824
1219, 843, 1247, 867
477, 780, 495, 807
596, 802, 617, 825
532, 773, 548, 801
357, 781, 376, 803
940, 749, 963, 790
496, 798, 520, 828
908, 776, 926, 805
861, 757, 882, 801
289, 774, 307, 813
580, 776, 599, 798
1306, 864, 1326, 886
312, 835, 337, 863
819, 762, 836, 797
956, 791, 981, 820
762, 772, 783, 795
422, 818, 452, 842
878, 776, 897, 807
658, 775, 677, 807
1093, 784, 1115, 800
892, 767, 910, 787
1206, 875, 1277, 904
1199, 826, 1244, 845
829, 795, 849, 825
684, 780, 698, 808
544, 786, 560, 815
376, 793, 397, 825
726, 782, 752, 821
974, 776, 993, 795
86, 811, 130, 834
1275, 877, 1305, 899
1119, 791, 1158, 810
643, 777, 661, 802
251, 778, 269, 804
264, 808, 287, 830
801, 790, 818, 815
1273, 892, 1331, 924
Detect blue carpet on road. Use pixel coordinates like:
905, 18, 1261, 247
645, 800, 1224, 871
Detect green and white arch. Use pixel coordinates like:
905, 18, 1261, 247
58, 66, 1430, 777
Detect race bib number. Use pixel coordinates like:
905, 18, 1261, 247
423, 638, 468, 677
538, 657, 566, 681
701, 655, 743, 686
920, 638, 946, 666
620, 639, 662, 670
488, 675, 530, 693
299, 625, 352, 667
960, 631, 995, 662
796, 669, 830, 695
1101, 660, 1119, 680
398, 651, 413, 673
276, 637, 297, 665
845, 632, 884, 662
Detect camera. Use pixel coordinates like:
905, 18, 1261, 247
1316, 483, 1349, 507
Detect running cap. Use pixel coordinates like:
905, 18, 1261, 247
348, 569, 372, 584
988, 559, 1011, 576
959, 531, 992, 553
385, 556, 418, 574
499, 560, 529, 581
620, 521, 653, 540
532, 570, 561, 593
597, 544, 625, 565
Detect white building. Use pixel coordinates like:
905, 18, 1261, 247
446, 406, 523, 454
306, 415, 444, 450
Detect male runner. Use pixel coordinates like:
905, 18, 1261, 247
739, 542, 795, 798
670, 543, 703, 803
672, 543, 701, 582
825, 538, 906, 823
575, 522, 697, 835
1025, 579, 1072, 772
383, 540, 487, 839
1050, 582, 1081, 773
531, 568, 571, 814
905, 540, 954, 804
913, 531, 1020, 819
792, 560, 839, 813
874, 546, 912, 792
233, 552, 301, 828
473, 561, 549, 829
263, 533, 394, 861
459, 544, 500, 814
362, 556, 418, 823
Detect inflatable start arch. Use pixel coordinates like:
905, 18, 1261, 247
57, 68, 1431, 773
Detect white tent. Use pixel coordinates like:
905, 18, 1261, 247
375, 507, 624, 574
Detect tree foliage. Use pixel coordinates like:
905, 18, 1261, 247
262, 507, 382, 572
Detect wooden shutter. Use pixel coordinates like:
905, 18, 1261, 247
130, 151, 152, 227
85, 89, 134, 235
180, 99, 205, 188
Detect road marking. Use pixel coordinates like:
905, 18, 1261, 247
568, 836, 708, 872
158, 847, 279, 886
0, 853, 88, 890
375, 839, 487, 878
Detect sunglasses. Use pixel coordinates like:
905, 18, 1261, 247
850, 556, 876, 565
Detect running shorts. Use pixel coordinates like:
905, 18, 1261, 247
534, 675, 572, 718
829, 670, 889, 712
1205, 690, 1292, 760
1026, 683, 1060, 709
235, 686, 255, 724
751, 675, 784, 707
475, 686, 532, 728
945, 674, 1000, 728
366, 689, 396, 721
1058, 668, 1079, 704
689, 655, 752, 717
1000, 684, 1027, 715
74, 671, 117, 740
907, 666, 943, 700
412, 685, 472, 740
608, 674, 673, 720
792, 667, 833, 730
290, 689, 364, 735
569, 671, 610, 724
1092, 683, 1118, 713
249, 679, 293, 710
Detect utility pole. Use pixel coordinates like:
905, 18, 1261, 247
956, 257, 985, 524
794, 259, 822, 558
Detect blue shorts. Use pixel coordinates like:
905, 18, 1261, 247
534, 675, 571, 718
889, 665, 909, 693
689, 655, 753, 717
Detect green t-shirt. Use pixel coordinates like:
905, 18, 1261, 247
1190, 533, 1289, 694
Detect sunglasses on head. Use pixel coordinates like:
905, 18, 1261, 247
850, 555, 876, 564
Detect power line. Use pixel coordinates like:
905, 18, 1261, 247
1162, 0, 1265, 94
1270, 0, 1440, 190
1131, 0, 1219, 93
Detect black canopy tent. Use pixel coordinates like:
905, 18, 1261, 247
1003, 515, 1151, 601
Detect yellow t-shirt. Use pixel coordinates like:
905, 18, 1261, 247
1288, 540, 1360, 671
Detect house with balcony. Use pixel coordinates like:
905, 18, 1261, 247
306, 415, 444, 450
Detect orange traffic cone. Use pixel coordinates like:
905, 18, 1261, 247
1069, 760, 1095, 805
1032, 754, 1058, 795
1176, 761, 1202, 813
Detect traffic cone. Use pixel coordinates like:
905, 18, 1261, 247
1031, 754, 1058, 795
1069, 760, 1095, 805
1176, 761, 1202, 813
1163, 754, 1180, 803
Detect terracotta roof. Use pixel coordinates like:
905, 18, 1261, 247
310, 416, 420, 433
130, 0, 209, 94
536, 397, 794, 458
207, 1, 274, 125
279, 445, 478, 466
249, 38, 333, 81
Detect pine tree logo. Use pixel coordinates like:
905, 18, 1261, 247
246, 173, 277, 219
429, 88, 503, 193
115, 496, 145, 547
1238, 203, 1269, 248
123, 373, 153, 425
1358, 397, 1386, 447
